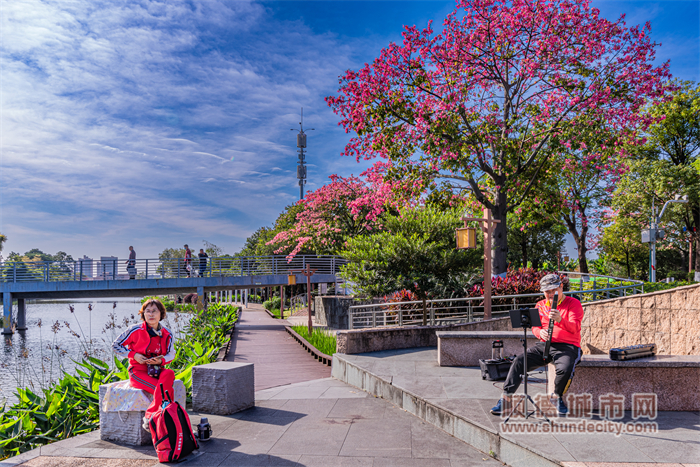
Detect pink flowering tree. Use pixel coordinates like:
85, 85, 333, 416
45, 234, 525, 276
267, 171, 408, 259
326, 0, 670, 275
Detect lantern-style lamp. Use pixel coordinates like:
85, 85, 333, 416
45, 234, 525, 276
287, 274, 297, 286
456, 227, 477, 249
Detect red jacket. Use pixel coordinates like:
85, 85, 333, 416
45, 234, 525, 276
532, 296, 584, 347
112, 322, 175, 369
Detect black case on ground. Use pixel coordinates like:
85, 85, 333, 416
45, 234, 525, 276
479, 358, 513, 381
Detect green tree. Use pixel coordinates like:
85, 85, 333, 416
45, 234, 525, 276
600, 214, 648, 279
507, 214, 566, 271
613, 81, 700, 275
340, 206, 482, 323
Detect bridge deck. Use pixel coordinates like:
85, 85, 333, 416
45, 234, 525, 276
228, 303, 330, 391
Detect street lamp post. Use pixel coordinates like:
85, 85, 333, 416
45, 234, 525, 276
642, 195, 688, 282
457, 208, 501, 320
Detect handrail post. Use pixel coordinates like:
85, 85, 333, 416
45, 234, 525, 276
399, 309, 403, 327
113, 259, 116, 280
178, 258, 181, 278
80, 260, 83, 281
430, 301, 435, 326
372, 305, 376, 328
13, 264, 16, 283
349, 308, 353, 329
145, 259, 149, 279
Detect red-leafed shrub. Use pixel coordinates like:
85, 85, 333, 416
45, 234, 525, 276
384, 289, 419, 307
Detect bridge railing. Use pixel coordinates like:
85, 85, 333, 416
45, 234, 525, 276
0, 255, 347, 283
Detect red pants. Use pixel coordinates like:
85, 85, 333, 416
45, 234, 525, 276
129, 366, 175, 418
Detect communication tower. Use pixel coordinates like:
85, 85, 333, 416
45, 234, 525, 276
292, 108, 314, 200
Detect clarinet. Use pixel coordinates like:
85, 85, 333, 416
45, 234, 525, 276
543, 292, 558, 362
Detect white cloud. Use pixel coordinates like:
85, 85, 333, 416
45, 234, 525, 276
0, 0, 365, 258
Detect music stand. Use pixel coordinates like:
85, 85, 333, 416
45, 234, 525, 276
503, 307, 551, 424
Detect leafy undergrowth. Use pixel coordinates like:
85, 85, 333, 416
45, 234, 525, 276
642, 281, 697, 294
0, 303, 238, 460
291, 324, 336, 356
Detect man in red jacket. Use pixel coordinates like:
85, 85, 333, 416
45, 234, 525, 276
490, 274, 584, 416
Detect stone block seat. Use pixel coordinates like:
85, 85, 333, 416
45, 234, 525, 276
548, 354, 700, 411
192, 362, 254, 415
99, 379, 186, 445
437, 331, 538, 367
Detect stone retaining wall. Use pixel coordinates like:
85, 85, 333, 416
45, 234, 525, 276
580, 282, 700, 355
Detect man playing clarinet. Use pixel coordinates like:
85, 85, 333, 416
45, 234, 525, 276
490, 274, 584, 416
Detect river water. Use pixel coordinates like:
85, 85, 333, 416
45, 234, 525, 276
0, 298, 191, 406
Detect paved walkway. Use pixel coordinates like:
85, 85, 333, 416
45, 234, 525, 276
334, 348, 700, 467
227, 304, 330, 391
4, 379, 503, 467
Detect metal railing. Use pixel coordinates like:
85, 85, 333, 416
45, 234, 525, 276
348, 272, 644, 329
0, 255, 347, 283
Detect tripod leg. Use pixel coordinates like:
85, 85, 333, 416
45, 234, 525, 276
503, 396, 524, 424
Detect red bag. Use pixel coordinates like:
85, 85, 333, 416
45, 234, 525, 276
149, 384, 199, 463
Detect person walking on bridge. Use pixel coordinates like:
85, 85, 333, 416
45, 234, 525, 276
184, 244, 192, 277
198, 248, 208, 277
126, 246, 136, 280
112, 298, 175, 431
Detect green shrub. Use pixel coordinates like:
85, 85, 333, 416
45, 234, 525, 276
263, 296, 281, 311
643, 281, 696, 293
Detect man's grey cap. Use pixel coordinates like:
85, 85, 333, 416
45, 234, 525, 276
540, 274, 561, 291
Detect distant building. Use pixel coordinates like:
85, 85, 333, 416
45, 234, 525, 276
98, 256, 118, 279
78, 255, 93, 278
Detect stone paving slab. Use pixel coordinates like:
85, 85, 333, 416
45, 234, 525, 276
333, 348, 700, 467
3, 378, 504, 467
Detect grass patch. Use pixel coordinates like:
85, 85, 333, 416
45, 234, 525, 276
291, 325, 337, 356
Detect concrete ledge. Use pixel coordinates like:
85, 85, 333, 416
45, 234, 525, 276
548, 354, 700, 410
338, 317, 514, 354
437, 331, 537, 366
331, 353, 560, 467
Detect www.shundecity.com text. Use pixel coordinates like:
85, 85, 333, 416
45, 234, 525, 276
501, 420, 658, 436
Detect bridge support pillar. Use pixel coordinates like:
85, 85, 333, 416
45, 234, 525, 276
197, 287, 205, 310
2, 292, 13, 335
16, 299, 27, 331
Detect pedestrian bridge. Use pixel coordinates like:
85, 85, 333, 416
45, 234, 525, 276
0, 255, 346, 334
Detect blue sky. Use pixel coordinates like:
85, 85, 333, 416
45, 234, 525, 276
1, 0, 698, 261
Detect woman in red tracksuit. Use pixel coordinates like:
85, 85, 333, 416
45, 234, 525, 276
113, 298, 176, 429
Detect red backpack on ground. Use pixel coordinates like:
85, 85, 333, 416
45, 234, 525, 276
149, 384, 199, 463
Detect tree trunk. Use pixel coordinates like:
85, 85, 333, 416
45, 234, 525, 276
694, 238, 700, 274
577, 232, 589, 274
563, 215, 589, 274
491, 190, 508, 275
